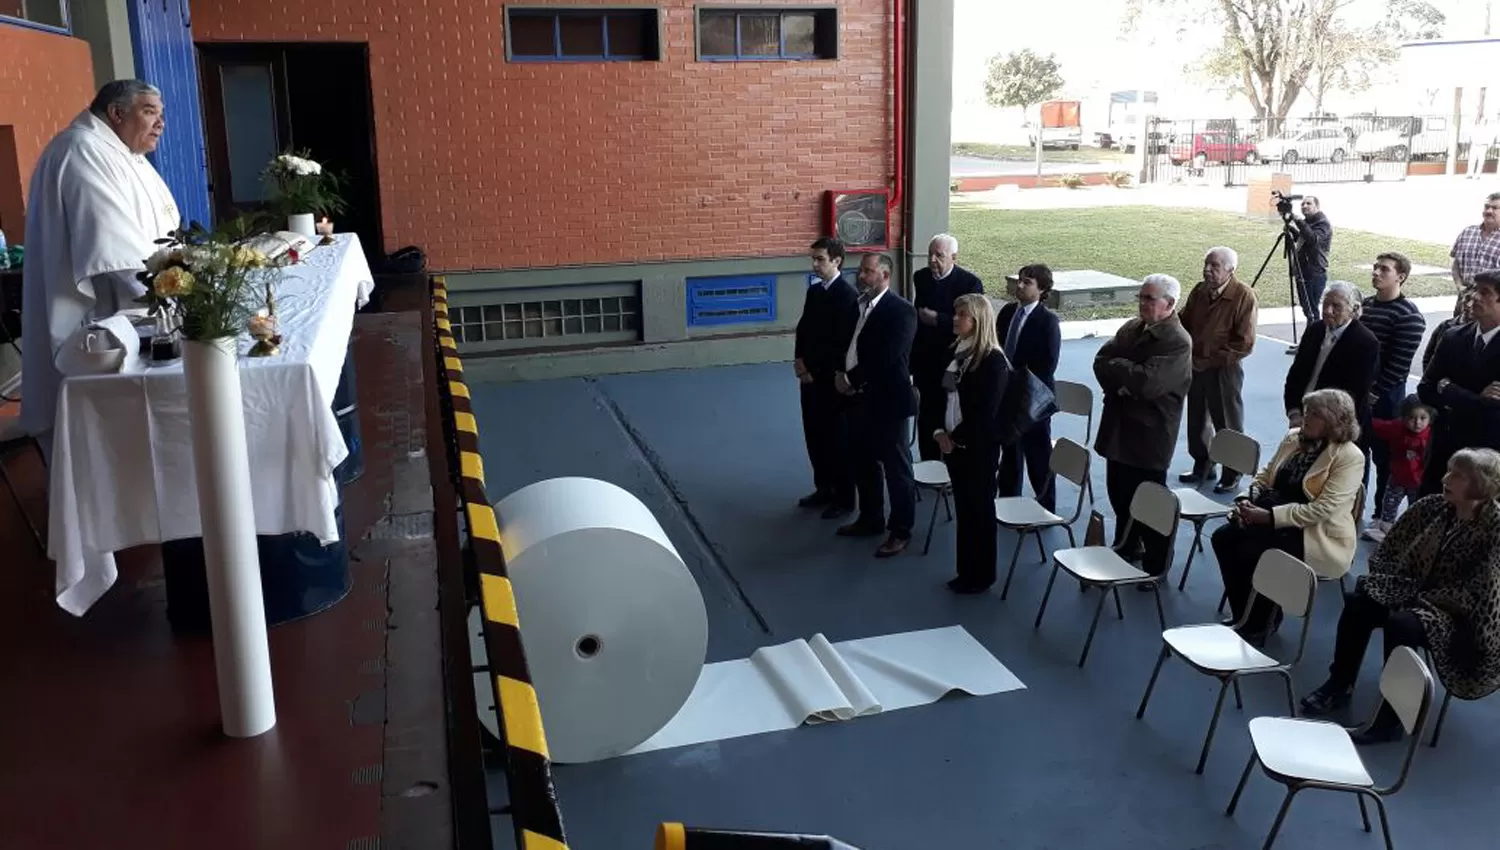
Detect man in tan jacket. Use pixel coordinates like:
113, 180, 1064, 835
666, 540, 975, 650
1178, 246, 1258, 492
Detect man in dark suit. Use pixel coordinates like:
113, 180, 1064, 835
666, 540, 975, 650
910, 234, 984, 461
794, 237, 860, 517
835, 253, 919, 557
997, 264, 1062, 511
1283, 280, 1380, 429
1418, 271, 1500, 495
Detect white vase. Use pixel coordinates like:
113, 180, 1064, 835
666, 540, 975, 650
182, 337, 277, 738
287, 213, 316, 238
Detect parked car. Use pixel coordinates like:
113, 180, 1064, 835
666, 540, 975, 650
1168, 133, 1258, 166
1354, 116, 1451, 161
1254, 127, 1350, 164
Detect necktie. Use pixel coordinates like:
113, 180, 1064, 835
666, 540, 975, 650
1476, 333, 1489, 359
1005, 310, 1022, 359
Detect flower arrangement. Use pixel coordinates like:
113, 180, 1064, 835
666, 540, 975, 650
137, 219, 290, 343
262, 150, 347, 218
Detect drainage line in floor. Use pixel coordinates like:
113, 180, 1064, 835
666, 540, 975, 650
587, 378, 772, 635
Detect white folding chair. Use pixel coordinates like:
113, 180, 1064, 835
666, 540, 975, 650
1034, 481, 1181, 668
1226, 646, 1434, 850
997, 438, 1090, 600
1137, 550, 1318, 774
1051, 380, 1095, 505
914, 460, 954, 555
1173, 429, 1259, 591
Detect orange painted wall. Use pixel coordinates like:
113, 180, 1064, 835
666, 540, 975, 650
189, 0, 896, 272
0, 23, 95, 238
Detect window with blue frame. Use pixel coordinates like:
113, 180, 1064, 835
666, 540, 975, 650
697, 8, 837, 61
1, 0, 68, 32
506, 8, 661, 61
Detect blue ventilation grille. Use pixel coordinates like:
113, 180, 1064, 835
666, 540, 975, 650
686, 275, 777, 327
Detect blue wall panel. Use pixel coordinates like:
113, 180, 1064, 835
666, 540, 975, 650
127, 0, 211, 229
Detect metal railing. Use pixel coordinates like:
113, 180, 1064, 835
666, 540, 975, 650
432, 276, 571, 850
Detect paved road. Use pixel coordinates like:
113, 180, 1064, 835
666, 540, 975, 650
950, 155, 1120, 177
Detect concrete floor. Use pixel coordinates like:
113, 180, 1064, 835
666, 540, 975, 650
470, 337, 1498, 850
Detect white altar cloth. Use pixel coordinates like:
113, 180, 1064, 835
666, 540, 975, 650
49, 234, 376, 615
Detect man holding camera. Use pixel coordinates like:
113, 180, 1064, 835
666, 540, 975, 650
1287, 195, 1332, 345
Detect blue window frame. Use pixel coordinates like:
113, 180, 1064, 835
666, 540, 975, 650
686, 275, 777, 327
506, 8, 661, 62
697, 8, 837, 61
1, 0, 69, 33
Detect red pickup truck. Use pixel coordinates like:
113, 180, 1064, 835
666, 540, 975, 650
1168, 133, 1259, 166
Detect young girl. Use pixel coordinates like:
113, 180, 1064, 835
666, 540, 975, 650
1362, 394, 1432, 542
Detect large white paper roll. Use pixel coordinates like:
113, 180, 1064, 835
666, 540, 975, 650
493, 477, 708, 763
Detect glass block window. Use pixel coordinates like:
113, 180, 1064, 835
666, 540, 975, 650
450, 284, 642, 350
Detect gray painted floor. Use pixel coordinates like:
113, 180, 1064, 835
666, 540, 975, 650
471, 338, 1498, 850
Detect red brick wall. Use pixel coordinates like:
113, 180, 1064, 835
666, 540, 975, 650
190, 0, 897, 271
0, 24, 95, 238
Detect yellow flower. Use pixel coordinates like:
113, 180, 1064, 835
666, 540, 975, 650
230, 246, 269, 268
153, 266, 196, 297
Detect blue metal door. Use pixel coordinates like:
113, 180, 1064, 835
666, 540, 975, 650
127, 0, 212, 229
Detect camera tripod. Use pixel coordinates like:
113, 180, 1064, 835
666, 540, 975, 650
1249, 216, 1311, 348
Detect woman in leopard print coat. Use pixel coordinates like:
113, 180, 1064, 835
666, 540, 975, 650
1300, 447, 1500, 743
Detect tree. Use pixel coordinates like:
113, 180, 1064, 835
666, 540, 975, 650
983, 50, 1065, 117
1133, 0, 1445, 126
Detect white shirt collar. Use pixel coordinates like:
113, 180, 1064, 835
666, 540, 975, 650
862, 287, 888, 310
819, 272, 842, 290
1017, 300, 1039, 317
932, 266, 952, 282
1479, 324, 1500, 345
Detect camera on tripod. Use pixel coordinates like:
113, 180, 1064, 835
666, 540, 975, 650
1271, 189, 1304, 218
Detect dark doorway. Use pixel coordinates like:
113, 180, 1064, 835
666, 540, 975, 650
197, 43, 384, 267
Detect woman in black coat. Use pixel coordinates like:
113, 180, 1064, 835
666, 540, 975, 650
933, 293, 1009, 593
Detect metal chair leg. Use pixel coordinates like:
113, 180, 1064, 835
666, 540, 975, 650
1034, 561, 1062, 629
1077, 587, 1112, 667
1261, 787, 1301, 850
922, 487, 942, 555
1151, 584, 1167, 630
1033, 531, 1046, 561
1197, 677, 1236, 774
1113, 586, 1125, 620
1429, 691, 1453, 747
1357, 793, 1372, 832
943, 489, 954, 522
1178, 521, 1206, 590
1225, 751, 1258, 816
1136, 644, 1170, 719
1371, 793, 1395, 850
1064, 525, 1077, 548
1000, 532, 1027, 600
1217, 589, 1229, 615
1233, 678, 1244, 710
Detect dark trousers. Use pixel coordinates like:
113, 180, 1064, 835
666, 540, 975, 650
1419, 431, 1458, 498
947, 443, 1000, 587
1361, 384, 1407, 508
915, 378, 946, 462
800, 380, 853, 506
1105, 460, 1168, 574
998, 419, 1056, 512
1327, 590, 1428, 689
1213, 522, 1304, 631
853, 406, 916, 538
1186, 362, 1246, 469
1297, 271, 1328, 325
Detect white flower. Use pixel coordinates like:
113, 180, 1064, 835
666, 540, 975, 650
276, 154, 323, 176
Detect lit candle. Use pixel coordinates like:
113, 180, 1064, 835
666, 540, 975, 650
316, 217, 334, 237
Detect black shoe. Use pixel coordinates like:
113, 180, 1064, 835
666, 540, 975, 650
1178, 465, 1214, 485
837, 520, 885, 538
1112, 542, 1144, 563
1300, 681, 1354, 716
1234, 622, 1272, 647
947, 577, 991, 594
798, 491, 832, 508
1285, 343, 1298, 355
1351, 706, 1406, 745
821, 504, 853, 520
1213, 475, 1242, 494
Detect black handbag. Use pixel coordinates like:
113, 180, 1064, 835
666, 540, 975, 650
996, 357, 1058, 447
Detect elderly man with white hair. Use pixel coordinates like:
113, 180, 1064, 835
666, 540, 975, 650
1283, 280, 1380, 429
1177, 246, 1258, 493
20, 79, 180, 459
1093, 274, 1194, 575
910, 233, 983, 461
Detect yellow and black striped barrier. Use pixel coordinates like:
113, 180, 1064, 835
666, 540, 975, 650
656, 824, 863, 850
432, 278, 569, 850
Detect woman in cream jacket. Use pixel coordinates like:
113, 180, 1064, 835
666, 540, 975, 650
1212, 388, 1365, 643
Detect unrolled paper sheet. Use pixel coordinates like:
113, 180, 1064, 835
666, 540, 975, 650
625, 625, 1024, 755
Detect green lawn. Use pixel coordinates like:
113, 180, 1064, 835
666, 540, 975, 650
949, 205, 1454, 320
952, 142, 1132, 165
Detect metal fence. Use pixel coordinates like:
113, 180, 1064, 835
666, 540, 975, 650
1141, 114, 1489, 186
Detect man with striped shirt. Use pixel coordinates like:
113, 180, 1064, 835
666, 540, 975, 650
1360, 252, 1427, 522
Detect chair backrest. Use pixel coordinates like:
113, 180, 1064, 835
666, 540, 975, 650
1054, 380, 1094, 433
1380, 646, 1434, 736
1050, 437, 1091, 488
1251, 549, 1318, 618
1208, 429, 1260, 478
1128, 481, 1180, 539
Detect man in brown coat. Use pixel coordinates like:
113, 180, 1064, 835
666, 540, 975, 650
1177, 246, 1258, 492
1094, 274, 1195, 575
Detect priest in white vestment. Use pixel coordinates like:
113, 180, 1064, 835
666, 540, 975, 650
19, 79, 180, 457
